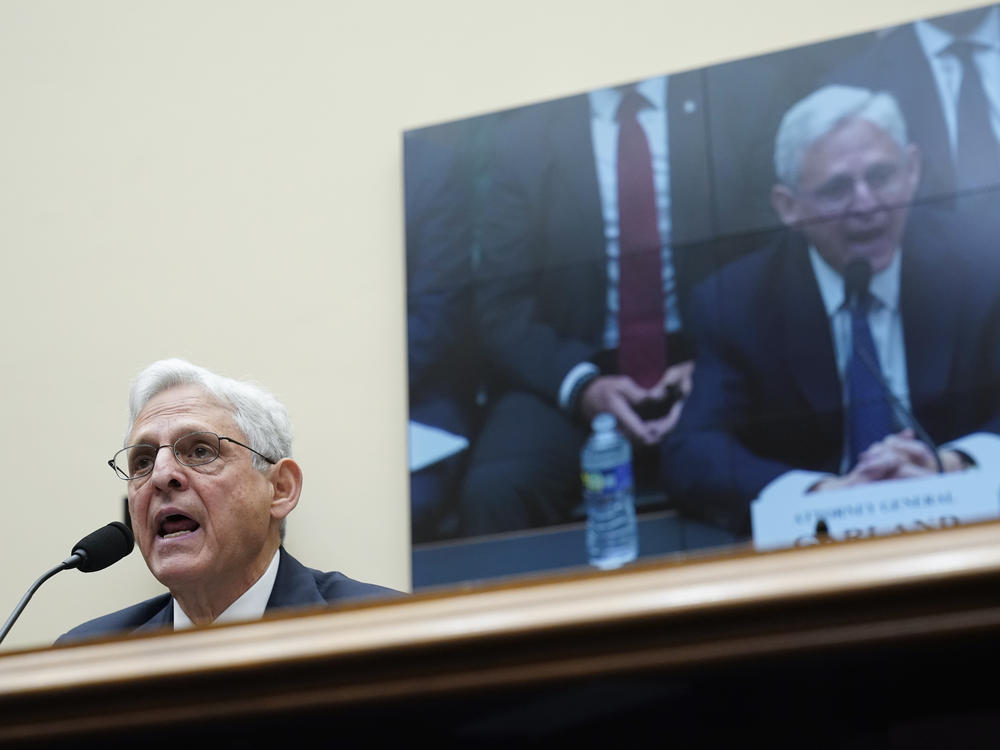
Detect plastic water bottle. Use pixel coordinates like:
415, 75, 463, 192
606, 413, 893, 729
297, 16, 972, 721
581, 413, 638, 569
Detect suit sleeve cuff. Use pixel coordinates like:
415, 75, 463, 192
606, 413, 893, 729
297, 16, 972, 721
559, 362, 600, 413
941, 432, 1000, 470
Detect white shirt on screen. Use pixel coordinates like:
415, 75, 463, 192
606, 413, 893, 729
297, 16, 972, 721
758, 247, 1000, 502
558, 76, 677, 410
914, 8, 1000, 156
588, 76, 678, 349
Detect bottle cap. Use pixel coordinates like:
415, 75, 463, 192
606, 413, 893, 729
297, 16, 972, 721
592, 413, 616, 432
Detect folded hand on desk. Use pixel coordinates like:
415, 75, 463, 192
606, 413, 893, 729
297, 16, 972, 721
809, 428, 972, 493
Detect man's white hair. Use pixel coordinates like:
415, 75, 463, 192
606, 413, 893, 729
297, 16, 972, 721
774, 84, 909, 188
126, 358, 293, 471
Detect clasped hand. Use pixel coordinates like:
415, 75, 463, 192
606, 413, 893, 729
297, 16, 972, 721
811, 429, 967, 493
579, 361, 695, 446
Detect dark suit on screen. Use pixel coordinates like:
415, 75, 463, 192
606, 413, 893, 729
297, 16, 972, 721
474, 73, 719, 382
458, 34, 902, 536
458, 72, 720, 534
828, 7, 1000, 206
661, 207, 1000, 536
404, 126, 479, 542
55, 547, 400, 644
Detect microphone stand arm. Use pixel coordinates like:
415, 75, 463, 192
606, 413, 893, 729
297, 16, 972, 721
853, 339, 945, 474
0, 555, 79, 647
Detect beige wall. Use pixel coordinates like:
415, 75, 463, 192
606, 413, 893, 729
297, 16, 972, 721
0, 0, 982, 651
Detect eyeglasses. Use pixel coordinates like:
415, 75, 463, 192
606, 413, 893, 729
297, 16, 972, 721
108, 431, 277, 481
802, 161, 909, 212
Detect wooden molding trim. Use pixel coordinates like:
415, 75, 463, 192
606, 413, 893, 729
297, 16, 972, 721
1, 521, 1000, 741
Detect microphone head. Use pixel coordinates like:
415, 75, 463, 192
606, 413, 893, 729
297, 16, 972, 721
71, 521, 135, 573
844, 258, 872, 304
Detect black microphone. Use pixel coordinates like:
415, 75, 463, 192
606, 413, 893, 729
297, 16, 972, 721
64, 520, 135, 572
844, 257, 872, 311
0, 521, 135, 645
843, 259, 944, 473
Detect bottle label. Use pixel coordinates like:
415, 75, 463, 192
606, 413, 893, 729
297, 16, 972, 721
582, 462, 633, 494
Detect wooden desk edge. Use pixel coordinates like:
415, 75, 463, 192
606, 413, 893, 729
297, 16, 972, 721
1, 521, 999, 741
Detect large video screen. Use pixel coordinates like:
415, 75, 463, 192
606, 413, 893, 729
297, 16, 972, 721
403, 4, 1000, 567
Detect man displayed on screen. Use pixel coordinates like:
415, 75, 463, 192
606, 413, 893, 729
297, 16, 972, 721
57, 358, 400, 643
457, 72, 715, 535
661, 84, 1000, 536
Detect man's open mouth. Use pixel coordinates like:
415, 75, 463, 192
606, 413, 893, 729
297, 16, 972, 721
158, 514, 200, 539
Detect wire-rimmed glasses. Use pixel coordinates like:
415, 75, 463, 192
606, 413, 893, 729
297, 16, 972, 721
108, 431, 276, 480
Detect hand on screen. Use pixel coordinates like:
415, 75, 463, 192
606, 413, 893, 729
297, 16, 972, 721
855, 430, 940, 479
811, 429, 940, 492
649, 360, 695, 402
579, 375, 659, 445
644, 360, 695, 443
580, 361, 695, 446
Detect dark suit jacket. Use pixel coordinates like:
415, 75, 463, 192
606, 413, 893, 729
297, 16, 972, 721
475, 73, 717, 404
404, 125, 477, 416
827, 12, 1000, 203
55, 547, 402, 644
661, 207, 1000, 535
404, 126, 481, 537
474, 46, 883, 405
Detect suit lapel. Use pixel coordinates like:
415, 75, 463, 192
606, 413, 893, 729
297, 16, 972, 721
135, 598, 173, 633
130, 549, 324, 634
667, 69, 718, 327
881, 26, 957, 198
265, 547, 327, 611
781, 234, 843, 416
547, 94, 604, 254
900, 213, 960, 410
545, 94, 611, 339
667, 69, 714, 245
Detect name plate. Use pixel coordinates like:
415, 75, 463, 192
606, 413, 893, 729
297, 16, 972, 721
751, 470, 1000, 551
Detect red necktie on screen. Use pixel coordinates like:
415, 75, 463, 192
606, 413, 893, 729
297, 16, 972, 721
948, 39, 1000, 193
616, 87, 666, 388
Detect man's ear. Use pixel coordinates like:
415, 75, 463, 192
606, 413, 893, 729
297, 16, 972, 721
269, 458, 302, 521
771, 183, 801, 227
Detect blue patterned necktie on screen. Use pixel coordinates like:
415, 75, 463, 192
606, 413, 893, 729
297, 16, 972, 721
847, 288, 895, 469
947, 39, 1000, 193
616, 86, 666, 388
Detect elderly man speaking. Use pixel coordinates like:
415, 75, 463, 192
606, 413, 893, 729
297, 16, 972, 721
661, 84, 1000, 537
58, 359, 399, 642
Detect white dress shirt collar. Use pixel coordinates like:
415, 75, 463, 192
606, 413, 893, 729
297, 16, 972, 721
173, 547, 281, 630
588, 76, 667, 122
809, 247, 901, 316
914, 7, 1000, 57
